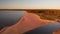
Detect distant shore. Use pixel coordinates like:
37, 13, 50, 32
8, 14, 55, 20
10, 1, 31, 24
0, 9, 60, 11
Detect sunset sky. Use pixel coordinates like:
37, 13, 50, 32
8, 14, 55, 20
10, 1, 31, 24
0, 0, 60, 9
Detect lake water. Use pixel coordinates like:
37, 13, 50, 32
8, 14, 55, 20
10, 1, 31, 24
0, 11, 26, 29
24, 22, 60, 34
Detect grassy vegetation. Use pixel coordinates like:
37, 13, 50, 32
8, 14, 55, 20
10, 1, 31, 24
36, 13, 55, 20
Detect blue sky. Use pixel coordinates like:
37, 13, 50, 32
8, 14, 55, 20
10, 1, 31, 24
0, 0, 60, 9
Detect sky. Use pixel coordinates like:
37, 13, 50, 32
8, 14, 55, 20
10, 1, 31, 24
0, 0, 60, 9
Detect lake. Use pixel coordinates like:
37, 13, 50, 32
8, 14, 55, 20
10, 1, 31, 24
0, 11, 26, 30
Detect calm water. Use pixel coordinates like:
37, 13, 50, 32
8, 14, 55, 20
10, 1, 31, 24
0, 11, 25, 29
24, 22, 60, 34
